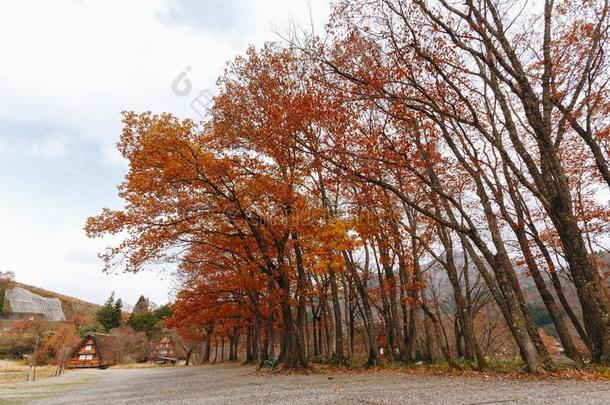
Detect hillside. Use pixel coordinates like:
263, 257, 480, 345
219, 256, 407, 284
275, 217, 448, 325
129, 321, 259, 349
1, 281, 99, 322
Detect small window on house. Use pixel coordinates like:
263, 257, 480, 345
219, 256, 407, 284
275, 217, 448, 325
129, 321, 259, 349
86, 354, 93, 360
79, 354, 87, 360
160, 349, 167, 355
85, 345, 92, 352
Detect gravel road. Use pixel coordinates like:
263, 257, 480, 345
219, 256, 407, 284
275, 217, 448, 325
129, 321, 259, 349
1, 364, 609, 404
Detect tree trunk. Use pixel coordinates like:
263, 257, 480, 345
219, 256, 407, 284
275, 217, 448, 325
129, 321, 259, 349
269, 315, 275, 357
203, 334, 211, 362
293, 235, 309, 361
185, 349, 193, 366
434, 221, 487, 369
375, 236, 408, 361
343, 249, 379, 366
221, 336, 225, 362
322, 295, 333, 360
546, 198, 610, 363
421, 303, 462, 370
312, 302, 319, 357
276, 273, 308, 371
328, 268, 345, 363
246, 325, 253, 362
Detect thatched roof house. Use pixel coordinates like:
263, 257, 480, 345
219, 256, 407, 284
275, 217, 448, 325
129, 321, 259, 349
66, 334, 120, 369
148, 332, 187, 364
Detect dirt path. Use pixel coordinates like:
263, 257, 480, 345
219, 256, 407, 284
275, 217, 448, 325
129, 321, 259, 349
1, 364, 609, 404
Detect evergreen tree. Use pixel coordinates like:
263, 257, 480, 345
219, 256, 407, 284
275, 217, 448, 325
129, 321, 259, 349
96, 292, 122, 332
128, 303, 173, 334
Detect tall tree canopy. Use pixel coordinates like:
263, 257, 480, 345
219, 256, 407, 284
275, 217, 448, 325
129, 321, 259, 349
87, 0, 610, 372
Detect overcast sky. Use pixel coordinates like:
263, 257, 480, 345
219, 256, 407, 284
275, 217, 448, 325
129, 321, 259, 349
0, 0, 331, 307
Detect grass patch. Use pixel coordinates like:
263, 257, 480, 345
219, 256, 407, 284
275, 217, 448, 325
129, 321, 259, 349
0, 363, 58, 384
485, 358, 526, 373
306, 356, 610, 381
593, 365, 610, 379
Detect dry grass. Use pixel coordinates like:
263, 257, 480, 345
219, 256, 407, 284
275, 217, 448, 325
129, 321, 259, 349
313, 359, 610, 382
0, 360, 170, 384
0, 362, 58, 384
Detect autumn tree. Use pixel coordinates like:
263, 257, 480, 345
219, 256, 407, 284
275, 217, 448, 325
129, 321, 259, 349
42, 323, 80, 376
86, 0, 610, 374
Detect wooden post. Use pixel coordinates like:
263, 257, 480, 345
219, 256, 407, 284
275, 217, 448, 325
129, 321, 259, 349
27, 334, 40, 382
33, 334, 40, 381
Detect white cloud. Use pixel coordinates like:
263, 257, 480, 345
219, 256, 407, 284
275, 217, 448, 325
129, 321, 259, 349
24, 133, 68, 159
0, 0, 331, 305
99, 143, 127, 169
0, 0, 330, 148
0, 137, 13, 154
